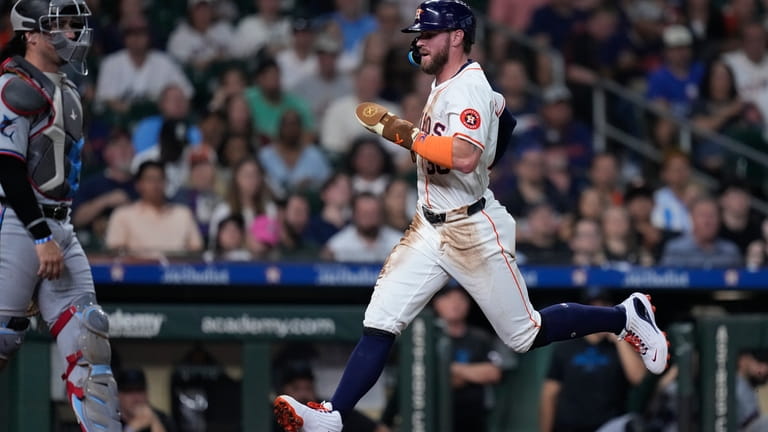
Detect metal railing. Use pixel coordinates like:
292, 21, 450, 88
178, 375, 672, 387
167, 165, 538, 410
486, 19, 768, 214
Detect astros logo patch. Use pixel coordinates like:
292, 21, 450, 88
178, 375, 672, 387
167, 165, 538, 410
460, 108, 481, 130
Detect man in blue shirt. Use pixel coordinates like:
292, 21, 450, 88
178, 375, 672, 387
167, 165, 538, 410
646, 25, 704, 118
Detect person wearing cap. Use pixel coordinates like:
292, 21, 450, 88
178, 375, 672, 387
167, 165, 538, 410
94, 14, 194, 115
276, 18, 320, 92
736, 349, 768, 431
516, 84, 594, 178
233, 0, 292, 58
539, 289, 646, 432
166, 0, 235, 70
293, 32, 354, 125
646, 24, 704, 119
117, 368, 178, 432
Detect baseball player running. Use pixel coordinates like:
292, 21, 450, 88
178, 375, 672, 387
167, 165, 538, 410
275, 2, 668, 431
0, 1, 121, 430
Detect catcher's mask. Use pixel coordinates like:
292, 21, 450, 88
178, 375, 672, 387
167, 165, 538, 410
10, 0, 92, 75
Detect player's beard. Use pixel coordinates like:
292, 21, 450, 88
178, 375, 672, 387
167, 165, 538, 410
421, 39, 449, 75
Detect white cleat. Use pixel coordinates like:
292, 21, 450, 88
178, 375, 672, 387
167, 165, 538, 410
274, 395, 343, 432
618, 292, 669, 375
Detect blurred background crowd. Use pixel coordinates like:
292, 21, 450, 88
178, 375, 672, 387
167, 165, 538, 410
3, 0, 768, 269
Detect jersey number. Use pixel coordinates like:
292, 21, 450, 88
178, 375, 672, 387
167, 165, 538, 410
421, 116, 451, 175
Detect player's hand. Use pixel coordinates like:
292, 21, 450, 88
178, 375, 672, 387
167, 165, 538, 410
35, 239, 64, 280
356, 102, 420, 150
101, 189, 130, 208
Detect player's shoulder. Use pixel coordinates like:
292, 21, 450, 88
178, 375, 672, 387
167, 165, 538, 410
0, 72, 49, 116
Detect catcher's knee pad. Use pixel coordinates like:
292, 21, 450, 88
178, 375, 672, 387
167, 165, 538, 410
52, 296, 120, 432
0, 316, 30, 370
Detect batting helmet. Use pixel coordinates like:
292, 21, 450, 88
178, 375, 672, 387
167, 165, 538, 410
10, 0, 92, 75
402, 0, 476, 44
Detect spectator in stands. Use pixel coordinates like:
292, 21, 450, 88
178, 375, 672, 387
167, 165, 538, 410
132, 84, 202, 155
117, 368, 178, 432
382, 178, 416, 232
625, 184, 673, 263
320, 0, 378, 73
310, 173, 353, 245
517, 85, 594, 179
132, 119, 216, 199
72, 129, 138, 251
745, 239, 765, 270
208, 65, 248, 113
543, 145, 581, 213
94, 14, 193, 116
565, 5, 637, 124
677, 0, 727, 59
722, 0, 758, 43
233, 0, 292, 58
293, 32, 353, 127
602, 205, 650, 267
431, 285, 506, 432
646, 24, 704, 119
208, 157, 277, 255
222, 93, 258, 146
585, 152, 624, 207
570, 218, 607, 267
691, 59, 762, 176
197, 110, 228, 158
271, 360, 390, 432
345, 137, 395, 197
576, 187, 609, 223
277, 193, 324, 259
244, 57, 316, 145
493, 58, 540, 138
525, 0, 589, 52
106, 161, 203, 256
322, 192, 402, 263
321, 62, 401, 162
622, 0, 666, 75
722, 21, 768, 142
203, 214, 253, 262
361, 1, 409, 67
258, 110, 332, 198
489, 0, 547, 33
516, 202, 572, 266
496, 144, 570, 221
276, 18, 319, 92
736, 349, 768, 431
166, 0, 235, 71
539, 288, 646, 432
216, 133, 255, 195
173, 147, 222, 243
660, 196, 743, 268
651, 151, 694, 234
718, 181, 763, 254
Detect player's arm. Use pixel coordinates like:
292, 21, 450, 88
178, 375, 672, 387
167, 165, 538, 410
355, 102, 482, 173
450, 361, 502, 386
613, 335, 647, 385
538, 378, 561, 432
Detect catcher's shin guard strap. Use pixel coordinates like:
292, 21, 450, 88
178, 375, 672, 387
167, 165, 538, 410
51, 305, 77, 338
412, 134, 453, 169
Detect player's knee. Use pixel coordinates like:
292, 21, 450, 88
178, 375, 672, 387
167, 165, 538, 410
79, 305, 112, 365
0, 316, 30, 368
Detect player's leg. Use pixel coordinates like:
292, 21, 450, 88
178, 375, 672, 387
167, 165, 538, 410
0, 208, 42, 370
448, 201, 668, 373
275, 214, 449, 432
38, 224, 121, 432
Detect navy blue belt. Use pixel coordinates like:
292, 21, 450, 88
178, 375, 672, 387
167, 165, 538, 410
422, 197, 486, 225
0, 197, 69, 220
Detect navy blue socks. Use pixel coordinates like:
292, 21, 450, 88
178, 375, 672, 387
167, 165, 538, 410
531, 303, 626, 348
331, 328, 396, 414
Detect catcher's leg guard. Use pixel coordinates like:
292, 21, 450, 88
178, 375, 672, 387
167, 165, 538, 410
51, 295, 120, 432
0, 315, 30, 371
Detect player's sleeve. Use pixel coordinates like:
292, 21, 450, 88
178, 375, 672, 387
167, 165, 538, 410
0, 75, 53, 240
444, 81, 495, 151
490, 93, 517, 170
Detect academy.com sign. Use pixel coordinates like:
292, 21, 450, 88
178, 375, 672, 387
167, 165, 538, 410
108, 309, 166, 338
201, 315, 336, 338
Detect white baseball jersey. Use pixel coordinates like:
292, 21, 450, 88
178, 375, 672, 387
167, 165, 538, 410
363, 61, 542, 353
416, 61, 505, 211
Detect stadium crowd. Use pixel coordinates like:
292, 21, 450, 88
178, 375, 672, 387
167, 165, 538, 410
5, 0, 767, 269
